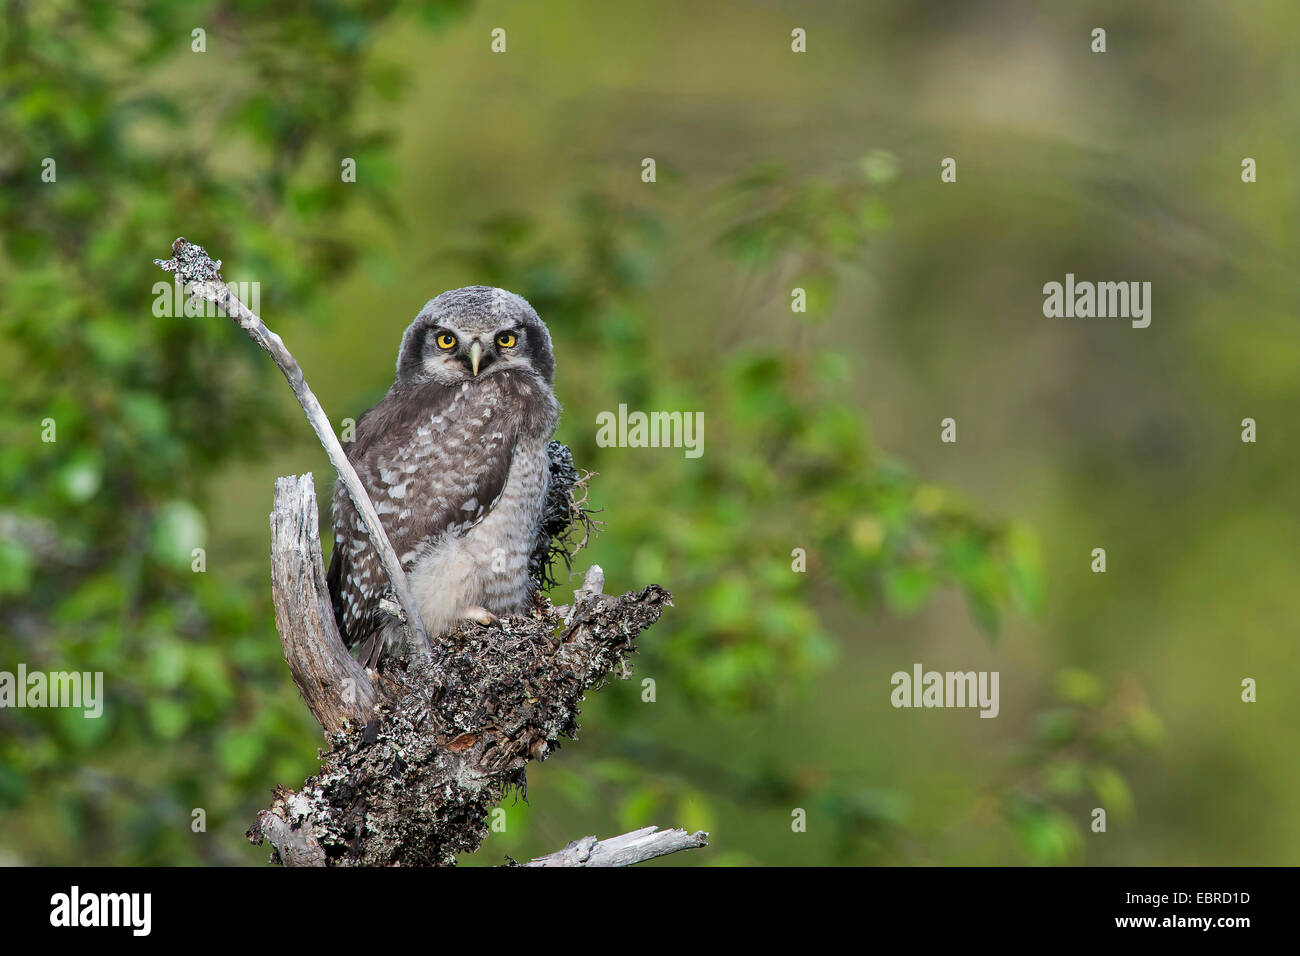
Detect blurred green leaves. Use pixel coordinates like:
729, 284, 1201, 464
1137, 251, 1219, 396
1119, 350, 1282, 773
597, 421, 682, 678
0, 0, 470, 864
715, 154, 898, 320
148, 500, 205, 569
997, 669, 1163, 864
0, 537, 34, 597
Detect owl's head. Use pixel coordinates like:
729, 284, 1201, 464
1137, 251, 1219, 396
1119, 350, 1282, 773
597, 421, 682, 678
395, 286, 555, 387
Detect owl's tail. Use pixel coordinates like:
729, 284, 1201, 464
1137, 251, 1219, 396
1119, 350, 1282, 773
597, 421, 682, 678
356, 632, 385, 671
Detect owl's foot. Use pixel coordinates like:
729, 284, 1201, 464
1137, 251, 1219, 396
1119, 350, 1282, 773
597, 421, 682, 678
461, 606, 499, 627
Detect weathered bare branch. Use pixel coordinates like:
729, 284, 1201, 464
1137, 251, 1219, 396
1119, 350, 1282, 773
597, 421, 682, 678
269, 473, 376, 734
154, 237, 429, 655
524, 826, 709, 867
249, 787, 327, 868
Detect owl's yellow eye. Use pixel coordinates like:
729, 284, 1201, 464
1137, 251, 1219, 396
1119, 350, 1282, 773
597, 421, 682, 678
435, 333, 457, 350
496, 332, 517, 349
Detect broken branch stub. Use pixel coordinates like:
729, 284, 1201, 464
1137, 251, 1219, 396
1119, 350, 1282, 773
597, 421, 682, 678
523, 826, 709, 867
269, 474, 376, 735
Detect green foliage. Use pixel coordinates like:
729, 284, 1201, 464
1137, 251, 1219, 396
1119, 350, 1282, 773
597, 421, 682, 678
0, 0, 469, 864
999, 669, 1163, 864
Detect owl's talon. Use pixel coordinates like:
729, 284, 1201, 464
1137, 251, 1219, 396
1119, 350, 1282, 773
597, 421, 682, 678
462, 606, 499, 627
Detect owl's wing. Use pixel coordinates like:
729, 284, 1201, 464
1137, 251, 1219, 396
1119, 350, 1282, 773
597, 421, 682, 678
327, 379, 518, 664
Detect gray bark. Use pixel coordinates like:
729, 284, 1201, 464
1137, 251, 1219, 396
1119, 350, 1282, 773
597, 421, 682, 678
524, 827, 710, 867
268, 473, 377, 735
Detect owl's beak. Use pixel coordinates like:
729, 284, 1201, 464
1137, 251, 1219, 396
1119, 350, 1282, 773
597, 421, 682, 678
469, 341, 484, 376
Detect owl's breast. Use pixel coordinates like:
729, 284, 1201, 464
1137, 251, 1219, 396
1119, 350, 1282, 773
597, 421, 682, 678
465, 431, 550, 598
406, 430, 551, 636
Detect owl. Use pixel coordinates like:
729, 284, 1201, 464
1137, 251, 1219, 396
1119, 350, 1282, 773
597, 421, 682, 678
326, 287, 560, 668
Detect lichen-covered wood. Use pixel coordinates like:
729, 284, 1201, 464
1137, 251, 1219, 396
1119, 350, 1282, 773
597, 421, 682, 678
251, 518, 675, 865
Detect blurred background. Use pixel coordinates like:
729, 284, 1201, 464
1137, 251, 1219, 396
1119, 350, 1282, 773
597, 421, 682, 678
1, 0, 1297, 866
